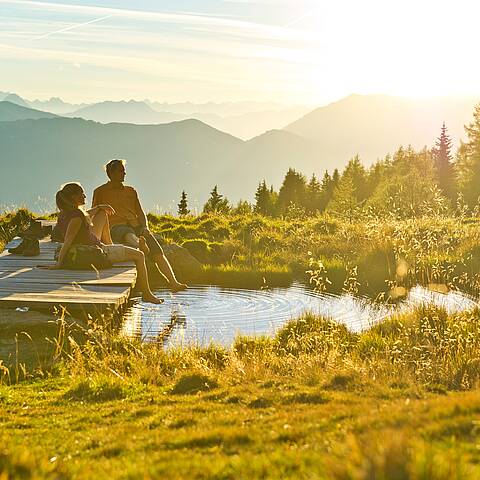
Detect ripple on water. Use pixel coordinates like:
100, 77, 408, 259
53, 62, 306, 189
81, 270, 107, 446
121, 283, 480, 347
122, 284, 392, 347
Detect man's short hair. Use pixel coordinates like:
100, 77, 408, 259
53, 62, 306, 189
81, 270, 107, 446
105, 159, 126, 179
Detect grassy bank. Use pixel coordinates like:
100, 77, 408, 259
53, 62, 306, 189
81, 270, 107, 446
2, 305, 480, 478
148, 212, 480, 294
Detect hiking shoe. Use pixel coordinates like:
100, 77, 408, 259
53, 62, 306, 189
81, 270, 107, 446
8, 238, 28, 254
22, 238, 40, 257
21, 220, 44, 239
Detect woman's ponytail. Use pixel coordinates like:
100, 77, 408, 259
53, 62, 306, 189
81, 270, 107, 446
55, 183, 83, 212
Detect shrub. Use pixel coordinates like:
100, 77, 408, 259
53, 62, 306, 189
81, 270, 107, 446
171, 374, 218, 395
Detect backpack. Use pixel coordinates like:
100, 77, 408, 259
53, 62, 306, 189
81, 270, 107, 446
55, 244, 112, 270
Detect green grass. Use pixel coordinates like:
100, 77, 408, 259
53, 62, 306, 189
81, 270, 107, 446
2, 306, 480, 478
148, 212, 480, 294
1, 375, 479, 479
3, 209, 480, 293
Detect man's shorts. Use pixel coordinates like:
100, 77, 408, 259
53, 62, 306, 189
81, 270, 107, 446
110, 224, 164, 256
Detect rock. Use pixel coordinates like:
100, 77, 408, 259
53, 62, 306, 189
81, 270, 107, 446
154, 239, 203, 282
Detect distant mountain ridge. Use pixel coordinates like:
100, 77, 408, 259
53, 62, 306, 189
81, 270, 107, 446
0, 92, 308, 139
3, 94, 29, 108
29, 97, 88, 115
67, 100, 307, 139
0, 116, 318, 212
0, 101, 57, 122
68, 100, 185, 125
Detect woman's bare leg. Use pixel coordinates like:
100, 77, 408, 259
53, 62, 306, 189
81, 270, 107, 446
90, 210, 113, 244
123, 247, 163, 304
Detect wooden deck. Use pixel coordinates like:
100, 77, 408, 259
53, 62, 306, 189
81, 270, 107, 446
0, 237, 137, 315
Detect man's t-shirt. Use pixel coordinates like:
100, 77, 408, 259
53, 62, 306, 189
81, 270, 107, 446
92, 182, 143, 227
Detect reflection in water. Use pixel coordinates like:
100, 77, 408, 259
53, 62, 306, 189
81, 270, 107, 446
122, 283, 478, 347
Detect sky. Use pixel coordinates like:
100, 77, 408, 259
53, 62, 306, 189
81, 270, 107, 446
1, 0, 480, 105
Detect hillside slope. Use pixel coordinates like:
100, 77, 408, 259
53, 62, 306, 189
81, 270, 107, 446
0, 118, 322, 211
0, 118, 243, 211
285, 94, 479, 165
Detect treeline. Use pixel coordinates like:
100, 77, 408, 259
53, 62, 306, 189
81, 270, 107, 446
178, 103, 480, 219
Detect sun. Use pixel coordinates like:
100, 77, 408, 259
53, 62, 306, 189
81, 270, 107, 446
300, 0, 480, 102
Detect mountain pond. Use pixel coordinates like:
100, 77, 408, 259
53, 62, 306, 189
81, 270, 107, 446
122, 283, 478, 347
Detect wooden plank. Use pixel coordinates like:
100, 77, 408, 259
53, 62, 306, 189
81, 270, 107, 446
0, 267, 136, 285
0, 297, 128, 312
0, 283, 129, 293
0, 235, 137, 314
0, 286, 132, 311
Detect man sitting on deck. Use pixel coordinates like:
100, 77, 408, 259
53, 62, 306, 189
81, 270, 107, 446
92, 159, 187, 292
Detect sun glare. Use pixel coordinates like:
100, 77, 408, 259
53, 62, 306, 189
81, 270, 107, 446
304, 0, 480, 102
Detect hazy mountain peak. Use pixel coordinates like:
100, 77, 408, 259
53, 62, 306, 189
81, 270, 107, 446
3, 93, 29, 108
285, 93, 480, 166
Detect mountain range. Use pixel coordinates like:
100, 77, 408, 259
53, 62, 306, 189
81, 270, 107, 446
0, 93, 479, 212
0, 101, 57, 122
0, 92, 307, 140
0, 102, 317, 212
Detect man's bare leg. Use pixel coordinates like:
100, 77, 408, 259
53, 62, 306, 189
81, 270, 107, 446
138, 236, 150, 256
125, 232, 140, 248
152, 252, 187, 292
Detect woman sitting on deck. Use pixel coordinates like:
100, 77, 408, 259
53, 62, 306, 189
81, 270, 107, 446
45, 182, 163, 304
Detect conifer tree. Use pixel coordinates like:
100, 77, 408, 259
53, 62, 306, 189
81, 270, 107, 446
233, 200, 253, 215
177, 190, 190, 216
203, 185, 230, 214
255, 181, 269, 215
327, 175, 359, 222
457, 104, 480, 207
254, 181, 277, 216
332, 168, 340, 187
432, 122, 455, 199
277, 168, 307, 215
342, 155, 369, 202
305, 174, 322, 214
319, 170, 334, 211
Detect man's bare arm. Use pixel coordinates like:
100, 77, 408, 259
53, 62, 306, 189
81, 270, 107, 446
134, 191, 149, 231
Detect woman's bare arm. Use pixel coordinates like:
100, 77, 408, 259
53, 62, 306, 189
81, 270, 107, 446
87, 205, 115, 216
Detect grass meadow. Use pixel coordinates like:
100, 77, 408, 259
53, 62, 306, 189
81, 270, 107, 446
1, 210, 480, 478
146, 211, 480, 296
2, 307, 480, 479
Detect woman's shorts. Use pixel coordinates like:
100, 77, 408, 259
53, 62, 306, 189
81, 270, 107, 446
103, 244, 127, 263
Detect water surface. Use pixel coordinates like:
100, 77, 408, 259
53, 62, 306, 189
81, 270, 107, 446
123, 284, 478, 347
